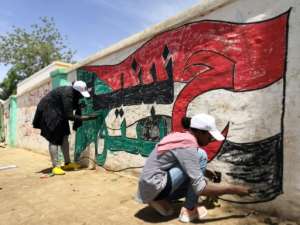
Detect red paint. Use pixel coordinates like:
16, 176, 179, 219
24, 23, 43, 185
84, 13, 287, 91
82, 12, 288, 161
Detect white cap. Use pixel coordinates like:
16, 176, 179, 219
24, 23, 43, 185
190, 113, 225, 141
73, 80, 90, 98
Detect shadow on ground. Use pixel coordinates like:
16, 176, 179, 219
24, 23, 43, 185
134, 205, 180, 223
135, 204, 253, 224
36, 167, 52, 174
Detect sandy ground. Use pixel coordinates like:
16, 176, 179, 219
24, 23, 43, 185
0, 147, 298, 225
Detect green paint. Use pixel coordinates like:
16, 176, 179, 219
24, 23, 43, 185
8, 96, 17, 146
100, 117, 166, 158
50, 68, 70, 88
74, 69, 110, 165
0, 103, 5, 142
74, 68, 170, 166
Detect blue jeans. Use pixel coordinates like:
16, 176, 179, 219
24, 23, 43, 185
166, 149, 207, 209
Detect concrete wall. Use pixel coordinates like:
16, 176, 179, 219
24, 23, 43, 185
65, 0, 299, 219
1, 0, 298, 219
15, 62, 72, 153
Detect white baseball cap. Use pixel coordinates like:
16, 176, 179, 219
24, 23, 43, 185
73, 80, 90, 98
190, 113, 225, 141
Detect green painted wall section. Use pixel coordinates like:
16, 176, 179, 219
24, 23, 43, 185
74, 69, 169, 166
0, 103, 5, 142
50, 68, 70, 88
74, 69, 111, 165
8, 96, 17, 146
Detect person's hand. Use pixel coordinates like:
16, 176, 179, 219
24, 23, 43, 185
233, 185, 251, 196
81, 114, 98, 121
87, 114, 98, 120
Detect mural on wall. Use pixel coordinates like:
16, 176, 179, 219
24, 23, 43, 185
75, 10, 290, 203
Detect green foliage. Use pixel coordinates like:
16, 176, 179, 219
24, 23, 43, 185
0, 17, 76, 99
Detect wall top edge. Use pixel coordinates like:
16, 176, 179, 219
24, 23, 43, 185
16, 77, 51, 98
17, 61, 73, 88
66, 0, 236, 74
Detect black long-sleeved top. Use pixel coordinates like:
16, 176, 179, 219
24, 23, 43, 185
32, 86, 81, 145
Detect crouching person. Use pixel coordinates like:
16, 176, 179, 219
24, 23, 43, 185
137, 113, 249, 223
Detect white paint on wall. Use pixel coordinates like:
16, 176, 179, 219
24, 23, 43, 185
78, 0, 300, 219
187, 80, 283, 143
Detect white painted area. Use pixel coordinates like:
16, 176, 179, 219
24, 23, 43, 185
196, 0, 300, 219
105, 103, 172, 136
105, 78, 282, 144
187, 80, 283, 143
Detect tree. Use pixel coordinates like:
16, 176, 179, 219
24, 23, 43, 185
0, 17, 76, 99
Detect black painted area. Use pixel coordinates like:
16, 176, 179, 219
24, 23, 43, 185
217, 133, 283, 202
137, 115, 171, 142
93, 58, 174, 110
93, 78, 174, 110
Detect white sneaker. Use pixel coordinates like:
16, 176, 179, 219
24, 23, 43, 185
178, 206, 208, 223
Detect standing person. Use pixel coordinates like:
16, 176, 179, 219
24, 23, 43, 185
137, 113, 250, 223
33, 80, 97, 175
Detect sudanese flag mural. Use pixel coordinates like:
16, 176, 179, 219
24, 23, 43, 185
77, 9, 290, 203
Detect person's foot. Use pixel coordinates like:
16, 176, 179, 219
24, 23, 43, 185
149, 199, 174, 216
61, 162, 81, 171
178, 206, 208, 223
52, 166, 65, 175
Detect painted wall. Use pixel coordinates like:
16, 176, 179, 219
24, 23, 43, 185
15, 62, 72, 153
69, 0, 300, 219
1, 0, 298, 219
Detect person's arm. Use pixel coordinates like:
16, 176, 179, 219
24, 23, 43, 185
74, 114, 98, 121
173, 149, 250, 197
201, 182, 249, 197
61, 88, 97, 121
61, 88, 74, 120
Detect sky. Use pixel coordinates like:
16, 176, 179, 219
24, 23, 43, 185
0, 0, 201, 82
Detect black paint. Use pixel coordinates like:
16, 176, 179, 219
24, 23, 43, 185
150, 63, 157, 82
137, 115, 171, 141
131, 58, 138, 72
217, 133, 282, 202
163, 45, 170, 60
93, 49, 174, 110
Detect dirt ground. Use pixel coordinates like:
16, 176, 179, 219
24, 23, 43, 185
0, 147, 298, 225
